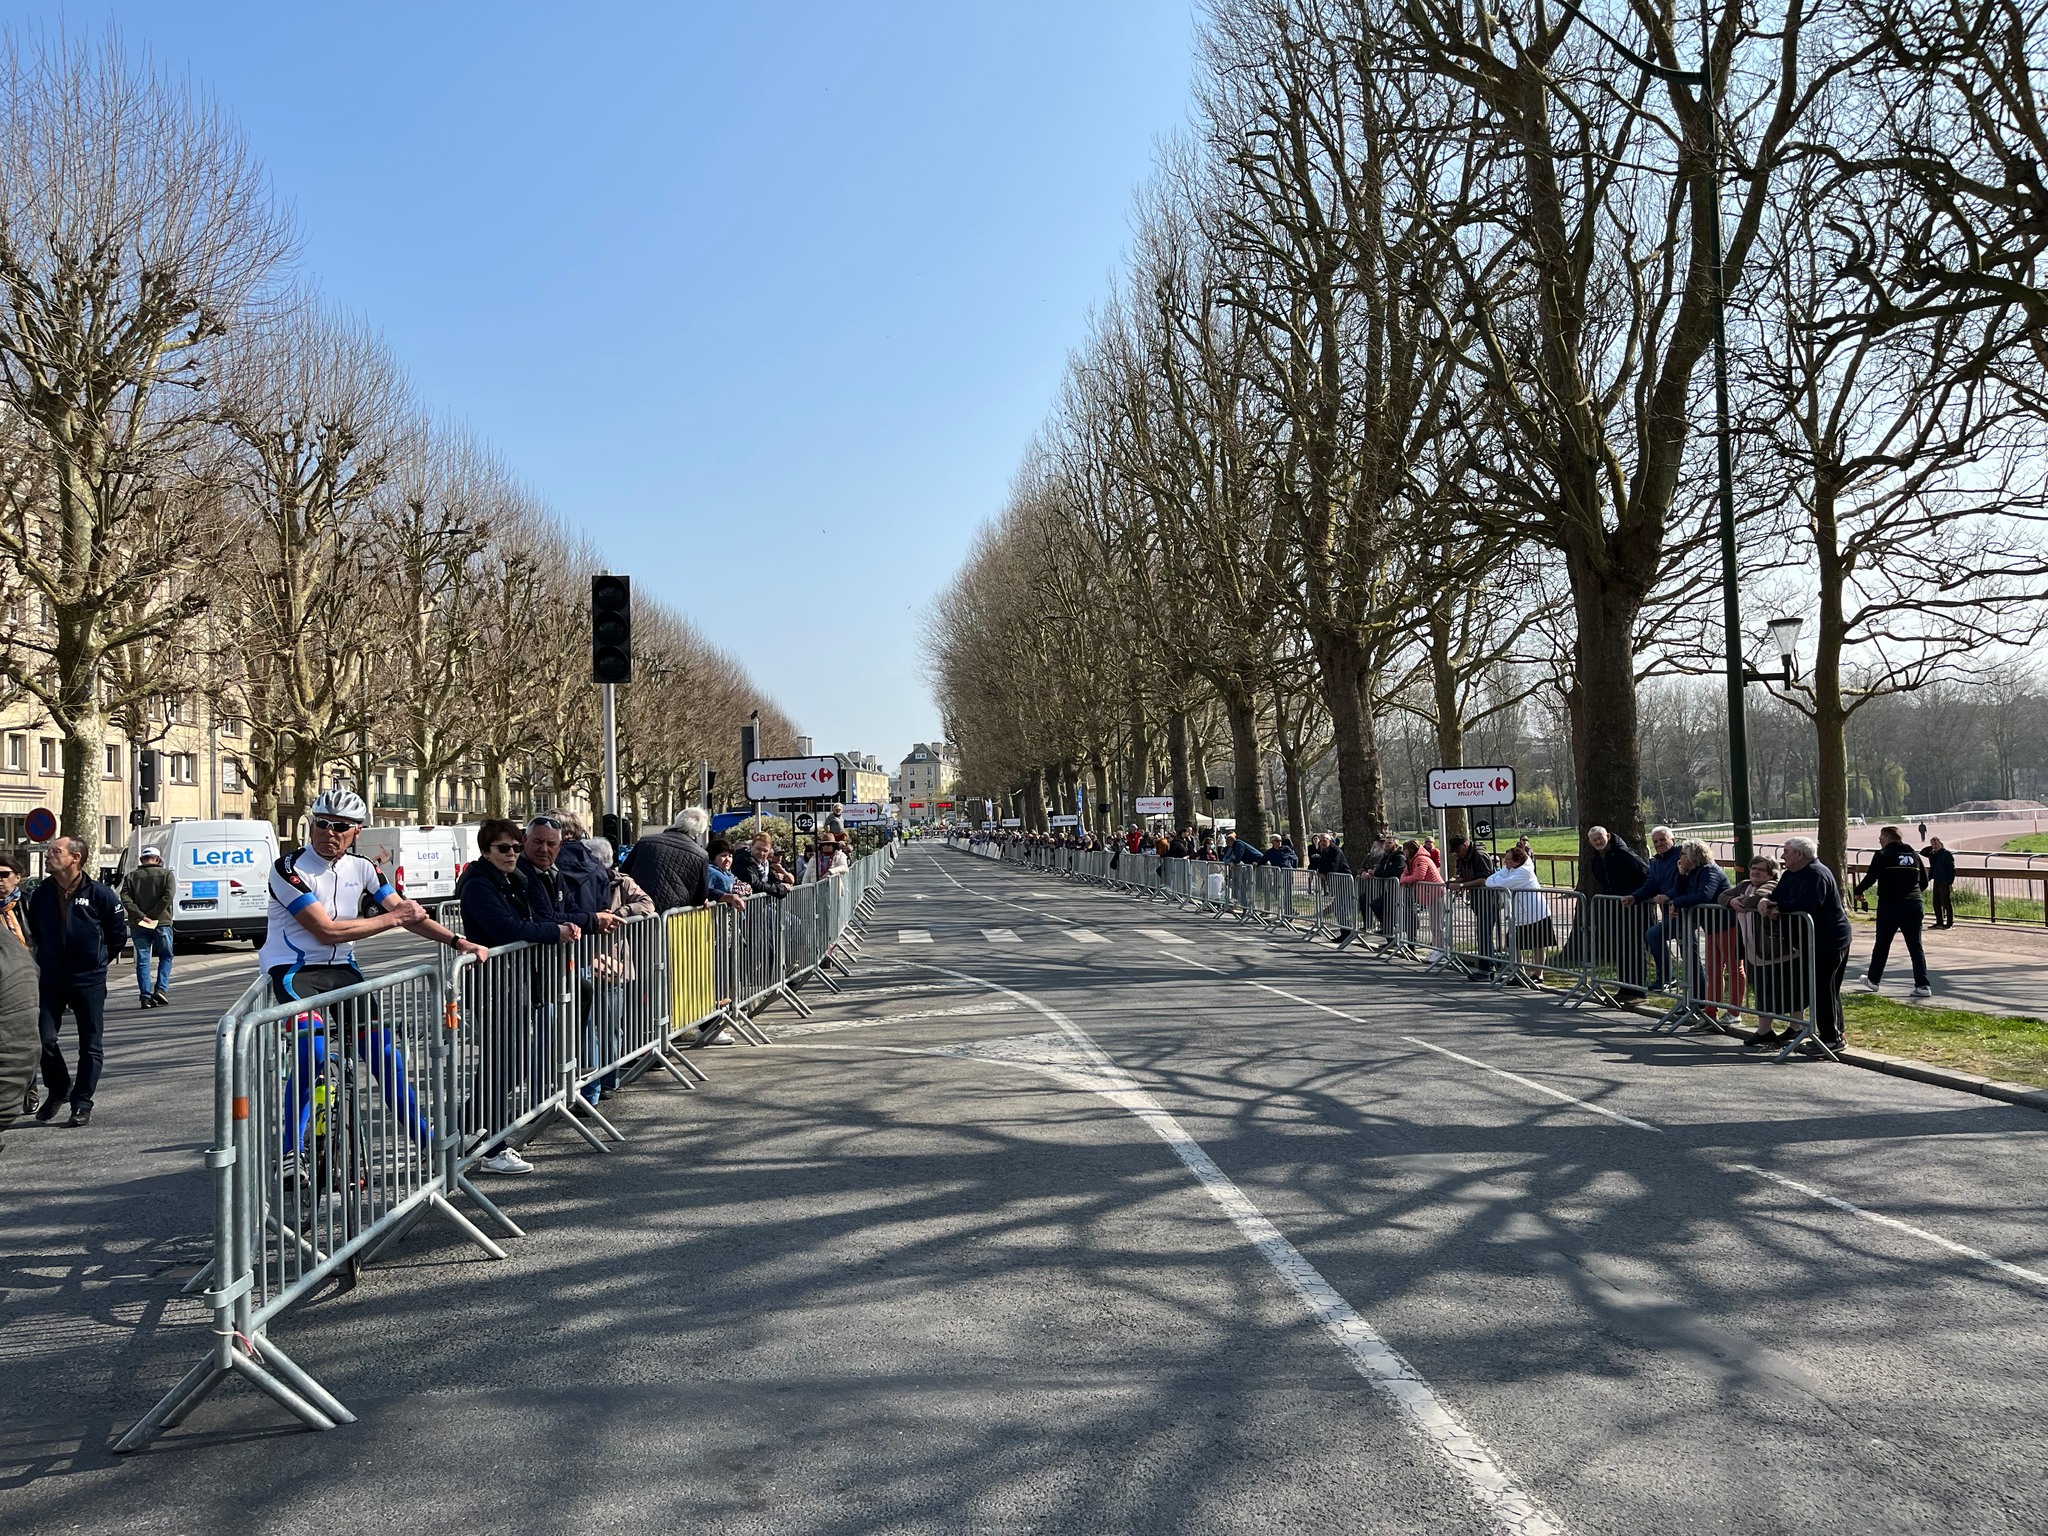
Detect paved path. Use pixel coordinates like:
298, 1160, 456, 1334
3, 857, 2046, 1534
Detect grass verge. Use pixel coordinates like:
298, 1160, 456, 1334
2003, 834, 2048, 855
1843, 995, 2048, 1090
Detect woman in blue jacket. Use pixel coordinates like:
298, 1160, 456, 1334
1670, 840, 1733, 1016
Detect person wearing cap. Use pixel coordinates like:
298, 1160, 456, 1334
122, 846, 176, 1008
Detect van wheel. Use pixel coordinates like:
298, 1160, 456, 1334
250, 927, 268, 949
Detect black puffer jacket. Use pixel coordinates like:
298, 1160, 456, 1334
623, 831, 708, 912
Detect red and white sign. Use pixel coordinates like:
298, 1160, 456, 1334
1427, 766, 1516, 809
745, 756, 844, 801
1135, 795, 1174, 816
839, 802, 885, 824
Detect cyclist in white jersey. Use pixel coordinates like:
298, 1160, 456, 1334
261, 788, 484, 998
262, 789, 486, 1178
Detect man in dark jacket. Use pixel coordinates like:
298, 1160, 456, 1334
1762, 836, 1852, 1050
623, 807, 711, 912
0, 928, 36, 1158
1921, 836, 1957, 929
1854, 825, 1932, 997
519, 820, 616, 938
27, 836, 128, 1128
1586, 826, 1652, 999
550, 816, 612, 924
1621, 826, 1683, 989
121, 845, 175, 1008
1225, 834, 1265, 866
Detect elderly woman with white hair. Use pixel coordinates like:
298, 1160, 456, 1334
1759, 836, 1851, 1052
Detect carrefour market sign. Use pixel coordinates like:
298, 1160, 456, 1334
745, 756, 844, 801
1426, 766, 1516, 809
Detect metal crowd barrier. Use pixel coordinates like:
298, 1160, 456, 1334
948, 847, 1831, 1057
118, 842, 897, 1453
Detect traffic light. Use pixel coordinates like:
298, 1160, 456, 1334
590, 574, 632, 684
138, 749, 159, 803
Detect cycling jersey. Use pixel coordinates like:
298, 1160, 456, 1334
258, 848, 394, 977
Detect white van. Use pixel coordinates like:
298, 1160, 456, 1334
352, 825, 466, 903
119, 819, 280, 947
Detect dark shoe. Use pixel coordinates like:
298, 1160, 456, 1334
152, 991, 170, 1008
23, 1085, 38, 1117
138, 994, 154, 1008
35, 1094, 63, 1124
63, 1106, 91, 1128
1744, 1032, 1785, 1050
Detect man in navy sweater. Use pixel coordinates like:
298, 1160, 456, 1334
26, 836, 128, 1128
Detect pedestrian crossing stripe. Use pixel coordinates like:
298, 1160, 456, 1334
1135, 928, 1190, 945
897, 930, 933, 944
981, 929, 1020, 942
1064, 930, 1109, 944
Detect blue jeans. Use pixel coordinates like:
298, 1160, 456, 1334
1643, 917, 1672, 989
134, 926, 173, 997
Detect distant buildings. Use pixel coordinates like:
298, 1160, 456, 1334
898, 742, 957, 823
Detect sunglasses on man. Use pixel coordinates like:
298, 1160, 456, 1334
309, 817, 360, 834
528, 815, 563, 831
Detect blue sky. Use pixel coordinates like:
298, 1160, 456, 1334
39, 1, 1198, 767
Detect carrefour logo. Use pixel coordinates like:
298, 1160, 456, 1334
189, 847, 258, 867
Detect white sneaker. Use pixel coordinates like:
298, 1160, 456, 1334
1909, 985, 1933, 999
702, 1030, 738, 1046
479, 1149, 534, 1175
1856, 975, 1880, 992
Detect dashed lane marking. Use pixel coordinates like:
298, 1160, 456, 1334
1063, 929, 1109, 945
896, 930, 933, 945
1134, 928, 1191, 945
981, 929, 1021, 943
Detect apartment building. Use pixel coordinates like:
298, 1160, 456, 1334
897, 742, 958, 823
0, 694, 254, 859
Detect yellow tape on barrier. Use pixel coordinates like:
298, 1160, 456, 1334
667, 908, 718, 1028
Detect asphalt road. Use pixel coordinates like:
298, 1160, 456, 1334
2, 851, 2045, 1535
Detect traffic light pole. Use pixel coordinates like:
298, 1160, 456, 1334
601, 683, 619, 831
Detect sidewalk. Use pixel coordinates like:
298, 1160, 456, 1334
1852, 920, 2048, 1021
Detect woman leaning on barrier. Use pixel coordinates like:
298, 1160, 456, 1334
1722, 855, 1799, 1048
455, 818, 583, 1176
1670, 841, 1733, 1019
1483, 846, 1553, 981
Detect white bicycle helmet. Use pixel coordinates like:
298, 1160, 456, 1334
310, 787, 369, 824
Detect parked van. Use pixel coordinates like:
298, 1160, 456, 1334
117, 819, 280, 947
352, 824, 465, 904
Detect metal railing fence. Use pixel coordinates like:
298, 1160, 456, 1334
118, 842, 896, 1453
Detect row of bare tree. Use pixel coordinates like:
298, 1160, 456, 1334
926, 0, 2048, 875
0, 34, 795, 852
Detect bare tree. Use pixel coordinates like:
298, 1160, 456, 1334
0, 32, 290, 850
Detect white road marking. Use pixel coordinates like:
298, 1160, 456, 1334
891, 956, 1563, 1536
896, 930, 933, 945
1173, 953, 2047, 1293
981, 929, 1021, 943
1063, 929, 1109, 945
1728, 1163, 2048, 1289
1134, 928, 1191, 946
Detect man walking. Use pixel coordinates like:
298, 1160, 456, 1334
1922, 836, 1956, 929
1855, 825, 1933, 998
28, 836, 128, 1128
122, 846, 175, 1008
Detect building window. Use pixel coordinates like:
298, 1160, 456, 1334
39, 738, 56, 773
105, 743, 121, 778
104, 817, 121, 849
4, 734, 22, 771
219, 716, 242, 738
222, 758, 241, 792
168, 752, 196, 785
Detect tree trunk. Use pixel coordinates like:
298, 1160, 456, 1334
1188, 724, 1212, 828
1566, 549, 1647, 876
1311, 629, 1388, 856
1167, 706, 1193, 830
283, 739, 319, 846
60, 714, 106, 860
1219, 680, 1268, 846
1090, 758, 1111, 836
483, 750, 509, 820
